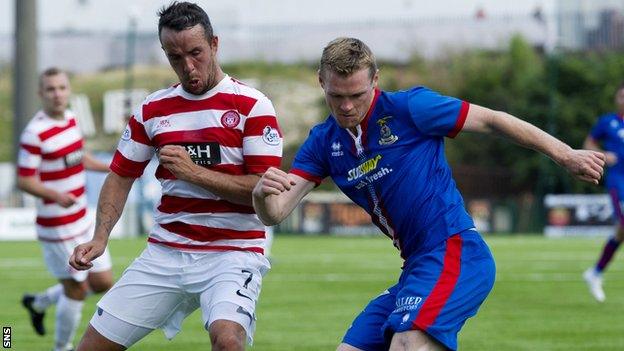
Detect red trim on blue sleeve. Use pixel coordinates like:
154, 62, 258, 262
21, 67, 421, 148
447, 101, 470, 138
290, 168, 323, 187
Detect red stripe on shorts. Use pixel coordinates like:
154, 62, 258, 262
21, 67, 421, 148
413, 234, 463, 330
447, 101, 470, 138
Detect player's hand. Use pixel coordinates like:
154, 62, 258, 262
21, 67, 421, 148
55, 192, 77, 208
605, 151, 618, 166
253, 167, 297, 198
562, 149, 605, 184
158, 145, 198, 181
69, 239, 107, 270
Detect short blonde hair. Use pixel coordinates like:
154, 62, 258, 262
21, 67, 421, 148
319, 37, 377, 79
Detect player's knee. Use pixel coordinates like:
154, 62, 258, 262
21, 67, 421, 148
62, 280, 89, 300
209, 320, 246, 351
390, 330, 445, 351
88, 270, 114, 293
615, 227, 624, 241
77, 324, 125, 351
210, 333, 245, 351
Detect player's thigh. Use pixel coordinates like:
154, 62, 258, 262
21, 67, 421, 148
40, 239, 89, 282
85, 309, 152, 350
95, 246, 190, 330
341, 286, 398, 351
385, 230, 495, 350
198, 251, 270, 345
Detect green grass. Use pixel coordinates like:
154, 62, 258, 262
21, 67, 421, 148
1, 235, 623, 350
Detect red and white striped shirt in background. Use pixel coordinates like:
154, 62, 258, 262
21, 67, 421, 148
17, 110, 91, 242
111, 75, 283, 254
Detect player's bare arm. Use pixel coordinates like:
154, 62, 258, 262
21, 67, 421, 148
158, 144, 261, 206
252, 169, 315, 225
17, 175, 77, 208
462, 103, 606, 184
82, 151, 110, 172
69, 172, 134, 270
584, 136, 617, 165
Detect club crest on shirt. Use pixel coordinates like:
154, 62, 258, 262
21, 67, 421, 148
331, 141, 344, 157
221, 110, 241, 128
262, 126, 280, 146
377, 116, 398, 145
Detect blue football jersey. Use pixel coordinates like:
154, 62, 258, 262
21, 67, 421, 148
292, 87, 475, 259
590, 113, 624, 175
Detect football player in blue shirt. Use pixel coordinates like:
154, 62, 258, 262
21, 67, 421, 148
582, 84, 624, 303
253, 37, 605, 351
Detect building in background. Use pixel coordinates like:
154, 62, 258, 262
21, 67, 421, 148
557, 0, 624, 50
0, 2, 551, 73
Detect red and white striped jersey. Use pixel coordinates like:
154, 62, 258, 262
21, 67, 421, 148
111, 75, 282, 254
17, 110, 91, 241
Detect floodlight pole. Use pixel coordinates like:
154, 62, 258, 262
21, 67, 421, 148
13, 0, 38, 205
123, 14, 137, 118
123, 12, 146, 236
13, 0, 38, 165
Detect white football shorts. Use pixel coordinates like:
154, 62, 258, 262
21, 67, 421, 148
39, 230, 112, 281
92, 242, 270, 346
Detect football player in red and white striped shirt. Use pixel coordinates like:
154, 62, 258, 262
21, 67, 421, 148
70, 3, 282, 351
17, 67, 113, 351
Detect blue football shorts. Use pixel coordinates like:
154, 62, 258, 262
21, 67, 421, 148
342, 229, 496, 351
606, 174, 624, 226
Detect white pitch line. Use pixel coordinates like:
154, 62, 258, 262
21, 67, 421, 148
0, 258, 42, 267
0, 256, 137, 268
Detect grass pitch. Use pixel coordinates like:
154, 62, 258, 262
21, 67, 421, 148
1, 234, 623, 350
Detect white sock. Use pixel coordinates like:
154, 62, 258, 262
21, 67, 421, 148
33, 283, 64, 312
55, 294, 84, 351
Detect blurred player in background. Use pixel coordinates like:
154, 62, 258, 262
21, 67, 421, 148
69, 2, 281, 350
582, 84, 624, 303
252, 37, 605, 351
17, 67, 113, 351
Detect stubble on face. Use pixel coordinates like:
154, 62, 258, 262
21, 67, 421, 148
160, 24, 223, 95
320, 68, 377, 133
39, 74, 71, 119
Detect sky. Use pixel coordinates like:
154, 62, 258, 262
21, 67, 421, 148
1, 0, 554, 34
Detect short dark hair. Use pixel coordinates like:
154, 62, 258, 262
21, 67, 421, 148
39, 67, 67, 88
158, 1, 213, 41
